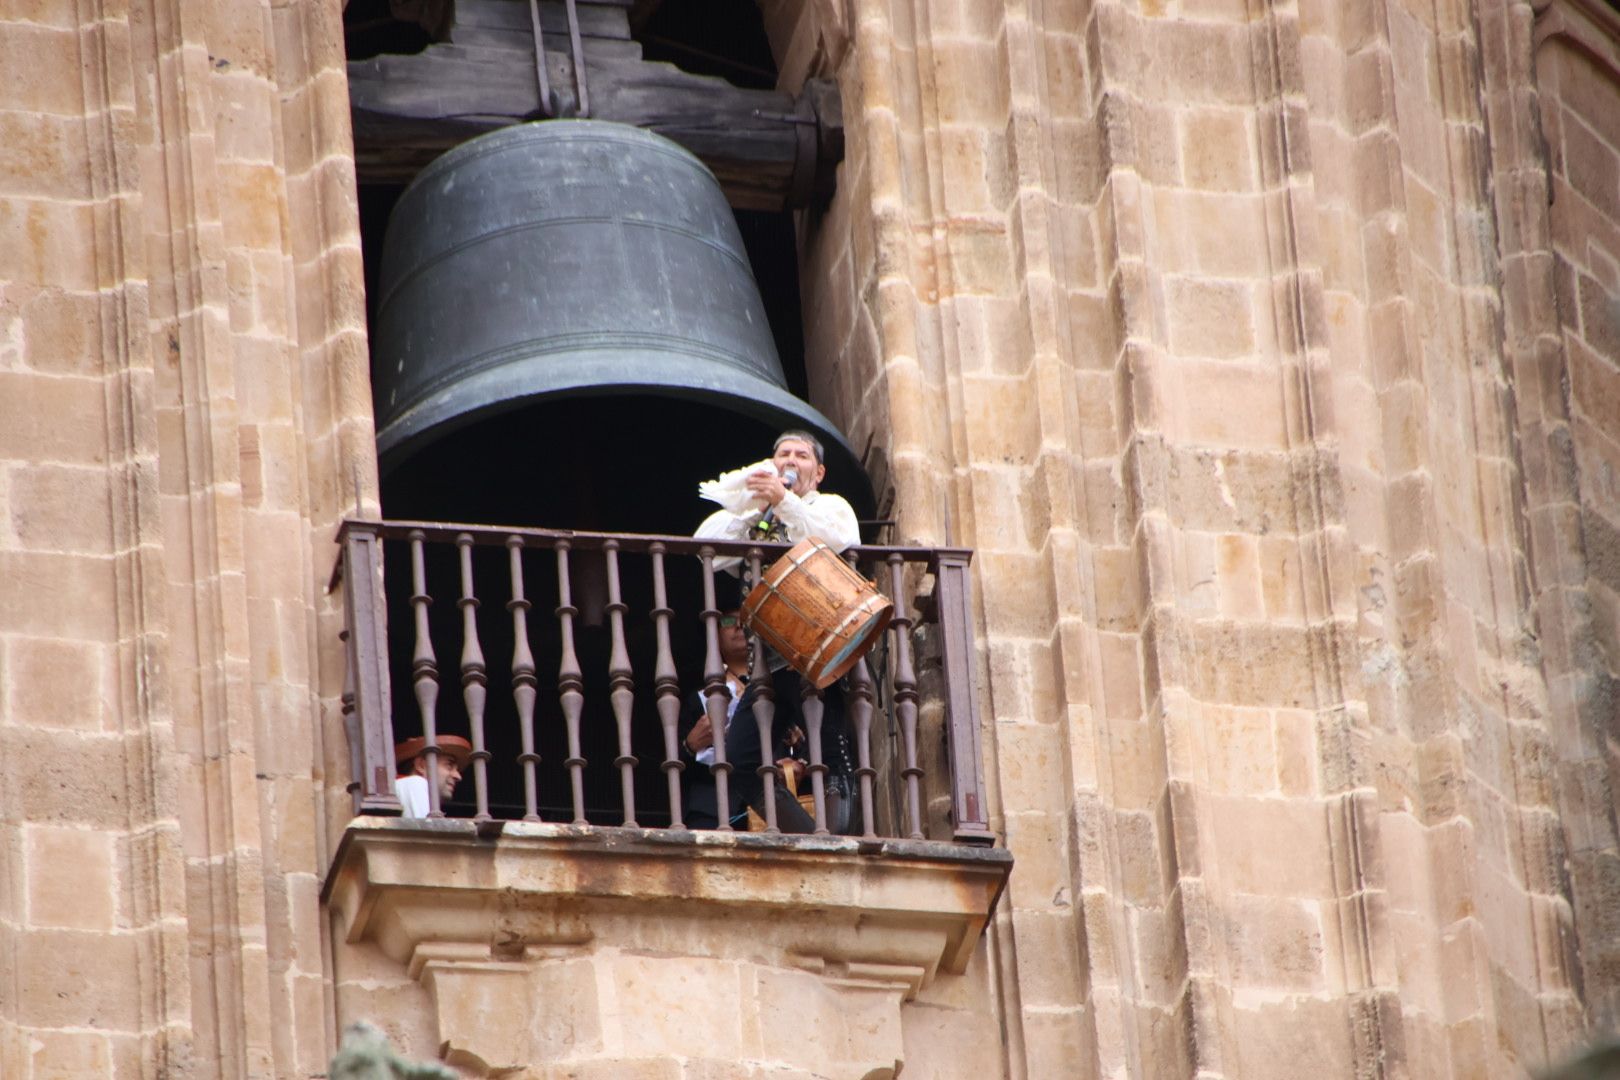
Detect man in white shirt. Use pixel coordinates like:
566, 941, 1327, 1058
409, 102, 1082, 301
693, 430, 860, 557
393, 734, 472, 817
691, 431, 860, 832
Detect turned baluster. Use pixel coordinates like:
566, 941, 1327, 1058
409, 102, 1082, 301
845, 550, 879, 838
408, 531, 444, 817
747, 547, 781, 832
887, 554, 924, 839
555, 541, 588, 824
604, 540, 639, 827
507, 536, 541, 821
650, 544, 685, 828
456, 534, 491, 821
800, 679, 828, 834
848, 652, 879, 839
698, 548, 733, 830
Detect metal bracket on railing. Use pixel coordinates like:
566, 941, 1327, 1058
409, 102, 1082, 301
528, 0, 590, 118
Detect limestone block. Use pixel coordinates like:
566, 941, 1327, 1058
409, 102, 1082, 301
1113, 806, 1171, 907
0, 25, 83, 114
1571, 293, 1620, 397
1006, 907, 1084, 1008
0, 198, 103, 292
1148, 19, 1256, 106
994, 720, 1073, 819
1558, 115, 1620, 224
1001, 809, 1070, 911
13, 727, 163, 830
287, 970, 332, 1076
210, 70, 279, 166
1402, 176, 1450, 272
1089, 544, 1139, 632
1170, 361, 1290, 448
774, 970, 906, 1075
6, 635, 108, 731
24, 1029, 113, 1080
427, 958, 577, 1073
1205, 794, 1334, 897
1180, 108, 1256, 192
955, 293, 1036, 376
1182, 619, 1334, 708
25, 824, 117, 930
1273, 709, 1318, 796
931, 40, 1010, 127
1129, 897, 1191, 1007
10, 463, 115, 555
1471, 861, 1540, 987
0, 110, 95, 202
972, 551, 1058, 638
946, 225, 1016, 296
897, 997, 1008, 1079
1214, 533, 1265, 620
1201, 706, 1279, 795
1117, 95, 1182, 186
1095, 712, 1165, 819
1019, 1007, 1092, 1080
0, 371, 110, 465
333, 975, 438, 1064
612, 954, 746, 1060
1219, 893, 1328, 992
15, 927, 144, 1030
1226, 997, 1355, 1079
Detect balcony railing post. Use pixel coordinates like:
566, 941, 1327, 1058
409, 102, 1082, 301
934, 551, 995, 844
887, 554, 924, 840
848, 651, 878, 839
604, 540, 639, 827
341, 522, 402, 814
800, 680, 828, 834
555, 540, 588, 824
507, 536, 542, 821
456, 534, 492, 821
747, 548, 781, 833
844, 550, 878, 839
650, 544, 685, 829
409, 532, 445, 817
699, 548, 734, 830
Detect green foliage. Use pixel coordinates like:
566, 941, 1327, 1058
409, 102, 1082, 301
328, 1022, 460, 1080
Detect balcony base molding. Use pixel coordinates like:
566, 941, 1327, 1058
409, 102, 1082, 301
324, 819, 1011, 1078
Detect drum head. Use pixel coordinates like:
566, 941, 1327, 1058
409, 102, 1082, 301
809, 604, 893, 688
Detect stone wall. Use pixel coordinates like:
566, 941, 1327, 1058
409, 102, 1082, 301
0, 1, 373, 1077
0, 0, 1618, 1078
777, 0, 1620, 1076
1528, 0, 1620, 1027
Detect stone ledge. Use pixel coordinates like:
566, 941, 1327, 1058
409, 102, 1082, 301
323, 817, 1012, 983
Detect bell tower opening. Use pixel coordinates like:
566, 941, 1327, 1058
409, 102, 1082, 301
348, 1, 869, 824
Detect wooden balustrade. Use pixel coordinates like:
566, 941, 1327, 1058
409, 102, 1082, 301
334, 519, 996, 845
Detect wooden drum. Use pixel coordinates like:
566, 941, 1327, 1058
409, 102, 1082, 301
741, 537, 894, 689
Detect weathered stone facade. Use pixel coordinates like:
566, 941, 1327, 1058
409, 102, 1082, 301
0, 0, 1617, 1077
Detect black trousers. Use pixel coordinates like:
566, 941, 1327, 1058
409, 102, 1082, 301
723, 668, 850, 832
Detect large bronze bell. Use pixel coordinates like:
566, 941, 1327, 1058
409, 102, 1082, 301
371, 120, 873, 527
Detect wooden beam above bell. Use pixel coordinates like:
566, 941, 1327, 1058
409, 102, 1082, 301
346, 0, 843, 211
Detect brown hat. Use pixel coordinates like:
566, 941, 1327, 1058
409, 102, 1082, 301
394, 734, 473, 769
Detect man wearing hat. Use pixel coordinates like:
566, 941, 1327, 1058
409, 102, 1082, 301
393, 734, 472, 817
